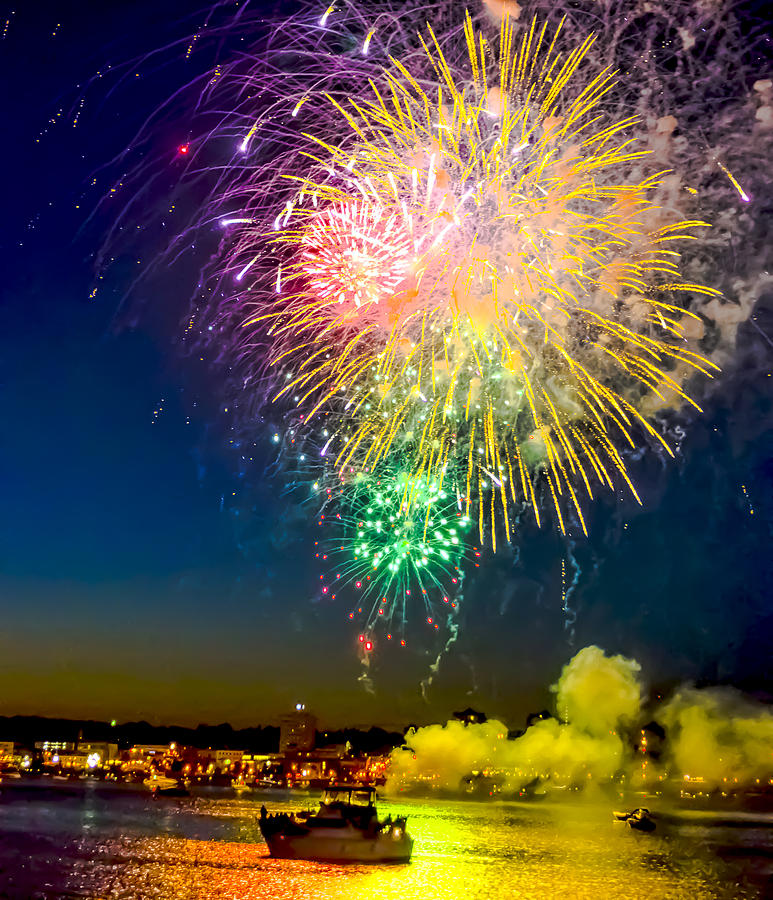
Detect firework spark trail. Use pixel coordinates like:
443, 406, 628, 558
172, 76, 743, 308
420, 568, 465, 702
561, 545, 581, 647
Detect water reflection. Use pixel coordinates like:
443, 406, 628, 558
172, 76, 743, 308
68, 798, 770, 899
0, 788, 769, 899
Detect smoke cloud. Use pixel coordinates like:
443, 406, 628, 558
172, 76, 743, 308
386, 646, 773, 796
387, 645, 640, 794
660, 686, 773, 790
552, 645, 641, 736
386, 718, 511, 792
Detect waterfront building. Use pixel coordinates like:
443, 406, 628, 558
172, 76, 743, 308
279, 704, 317, 753
265, 752, 346, 788
254, 741, 370, 789
241, 753, 273, 777
79, 742, 119, 765
197, 748, 244, 773
55, 751, 90, 769
0, 741, 14, 762
30, 741, 118, 770
364, 754, 391, 785
35, 741, 75, 753
127, 744, 174, 764
35, 741, 77, 768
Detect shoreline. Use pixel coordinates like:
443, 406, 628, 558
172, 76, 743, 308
3, 775, 773, 817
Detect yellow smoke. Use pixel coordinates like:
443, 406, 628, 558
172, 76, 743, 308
387, 645, 640, 794
659, 686, 773, 789
386, 646, 773, 796
552, 645, 641, 736
386, 718, 512, 792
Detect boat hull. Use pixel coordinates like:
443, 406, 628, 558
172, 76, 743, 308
264, 831, 413, 863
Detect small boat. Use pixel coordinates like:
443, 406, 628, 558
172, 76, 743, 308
144, 774, 190, 797
613, 807, 656, 832
260, 784, 413, 863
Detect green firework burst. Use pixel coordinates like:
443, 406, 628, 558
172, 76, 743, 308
317, 467, 472, 642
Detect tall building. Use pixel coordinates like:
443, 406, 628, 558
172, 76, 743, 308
279, 704, 317, 753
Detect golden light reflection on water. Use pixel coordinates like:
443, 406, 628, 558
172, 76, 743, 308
67, 799, 769, 899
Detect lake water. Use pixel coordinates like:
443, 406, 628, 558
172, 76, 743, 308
0, 783, 771, 898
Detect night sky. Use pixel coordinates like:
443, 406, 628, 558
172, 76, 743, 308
1, 0, 771, 729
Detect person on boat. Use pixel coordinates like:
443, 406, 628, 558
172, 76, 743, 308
260, 804, 267, 820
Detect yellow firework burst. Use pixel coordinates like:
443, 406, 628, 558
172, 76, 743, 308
248, 13, 720, 544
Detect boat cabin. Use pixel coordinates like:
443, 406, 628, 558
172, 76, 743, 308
320, 785, 377, 808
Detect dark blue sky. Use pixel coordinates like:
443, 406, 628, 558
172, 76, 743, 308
0, 0, 770, 728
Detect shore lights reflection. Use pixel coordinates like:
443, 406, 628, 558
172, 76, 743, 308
62, 798, 770, 899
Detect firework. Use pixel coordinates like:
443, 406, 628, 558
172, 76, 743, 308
231, 12, 719, 545
100, 0, 769, 647
299, 199, 415, 312
316, 466, 471, 640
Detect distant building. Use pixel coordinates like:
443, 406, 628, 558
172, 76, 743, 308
364, 754, 391, 785
198, 749, 244, 772
32, 741, 118, 770
56, 751, 89, 770
242, 753, 273, 777
129, 744, 172, 762
265, 750, 365, 788
279, 704, 317, 753
453, 707, 487, 726
525, 710, 552, 729
35, 741, 77, 767
0, 741, 14, 762
35, 741, 75, 752
126, 744, 177, 770
80, 742, 119, 764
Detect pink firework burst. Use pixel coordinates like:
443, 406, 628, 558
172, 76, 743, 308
300, 199, 415, 315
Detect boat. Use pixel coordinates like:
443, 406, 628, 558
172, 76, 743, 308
144, 774, 190, 797
259, 784, 413, 863
613, 807, 656, 832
